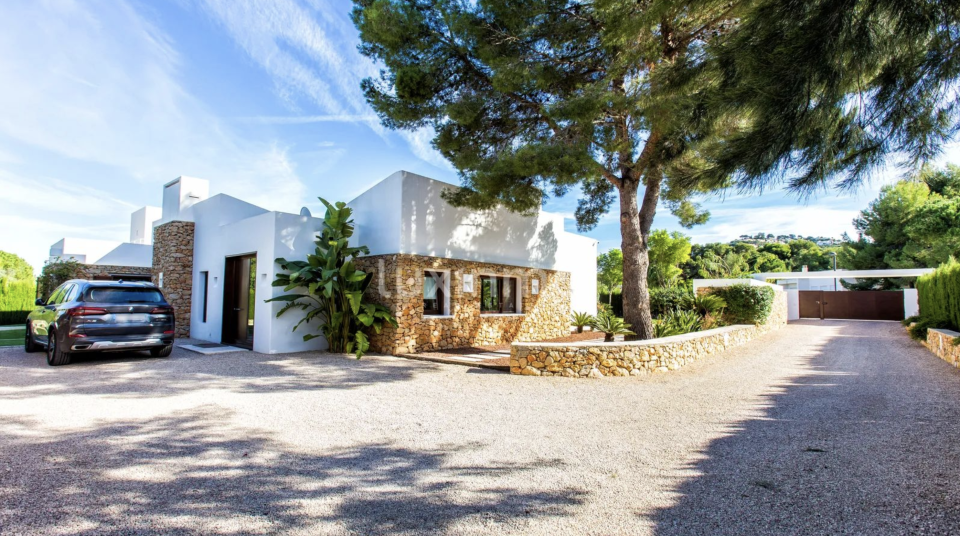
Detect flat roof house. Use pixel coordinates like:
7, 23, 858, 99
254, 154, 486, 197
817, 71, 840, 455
132, 171, 597, 355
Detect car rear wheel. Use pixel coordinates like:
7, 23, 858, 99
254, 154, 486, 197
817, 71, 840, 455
150, 345, 173, 358
24, 323, 40, 353
46, 331, 71, 366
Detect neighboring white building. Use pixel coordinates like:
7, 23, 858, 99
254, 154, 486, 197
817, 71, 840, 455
48, 206, 159, 271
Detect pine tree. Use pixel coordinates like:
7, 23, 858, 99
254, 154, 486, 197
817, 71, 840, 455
351, 0, 960, 339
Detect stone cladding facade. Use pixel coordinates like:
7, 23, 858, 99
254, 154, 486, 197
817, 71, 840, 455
78, 264, 153, 281
353, 254, 571, 355
152, 221, 195, 338
511, 285, 789, 378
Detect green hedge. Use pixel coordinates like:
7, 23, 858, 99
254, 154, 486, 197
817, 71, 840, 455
708, 284, 775, 325
0, 311, 30, 325
917, 259, 960, 331
0, 278, 35, 326
599, 287, 696, 318
650, 286, 693, 317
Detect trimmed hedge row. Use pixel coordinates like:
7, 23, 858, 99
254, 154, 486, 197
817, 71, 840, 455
0, 278, 35, 326
0, 311, 30, 325
917, 259, 960, 331
707, 284, 776, 325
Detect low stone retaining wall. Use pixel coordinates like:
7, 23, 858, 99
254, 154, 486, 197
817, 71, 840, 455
926, 328, 960, 367
510, 284, 788, 378
511, 324, 776, 377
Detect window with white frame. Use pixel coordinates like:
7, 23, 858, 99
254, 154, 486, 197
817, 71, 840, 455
480, 275, 520, 314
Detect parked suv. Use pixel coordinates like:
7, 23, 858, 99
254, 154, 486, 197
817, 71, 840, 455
25, 280, 175, 366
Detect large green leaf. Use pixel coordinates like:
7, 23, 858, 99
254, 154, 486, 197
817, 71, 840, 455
345, 291, 362, 315
354, 331, 369, 358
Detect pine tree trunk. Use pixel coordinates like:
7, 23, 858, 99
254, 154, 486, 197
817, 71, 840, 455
618, 180, 655, 340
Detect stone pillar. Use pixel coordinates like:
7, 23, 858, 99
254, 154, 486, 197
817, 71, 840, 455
152, 221, 195, 338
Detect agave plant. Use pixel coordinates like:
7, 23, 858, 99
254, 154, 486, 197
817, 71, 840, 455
691, 294, 727, 316
590, 311, 635, 342
571, 311, 595, 333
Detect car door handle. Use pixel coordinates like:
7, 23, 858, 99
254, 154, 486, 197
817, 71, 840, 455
233, 308, 241, 311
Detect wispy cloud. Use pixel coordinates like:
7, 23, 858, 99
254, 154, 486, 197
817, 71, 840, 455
0, 0, 312, 270
236, 114, 379, 125
194, 0, 451, 168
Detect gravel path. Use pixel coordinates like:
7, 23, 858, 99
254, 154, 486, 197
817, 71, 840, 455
1, 320, 959, 535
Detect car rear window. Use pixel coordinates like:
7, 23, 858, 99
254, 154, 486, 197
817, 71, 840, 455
84, 287, 164, 304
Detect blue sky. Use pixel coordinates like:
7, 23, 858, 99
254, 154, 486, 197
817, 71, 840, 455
1, 0, 956, 274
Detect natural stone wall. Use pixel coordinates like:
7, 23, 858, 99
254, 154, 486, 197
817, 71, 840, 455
152, 221, 194, 338
926, 328, 960, 367
511, 285, 789, 378
78, 264, 152, 280
354, 254, 571, 354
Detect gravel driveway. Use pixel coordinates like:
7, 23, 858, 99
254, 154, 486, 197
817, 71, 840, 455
2, 320, 959, 535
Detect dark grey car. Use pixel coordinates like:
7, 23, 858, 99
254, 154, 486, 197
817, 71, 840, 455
25, 280, 175, 366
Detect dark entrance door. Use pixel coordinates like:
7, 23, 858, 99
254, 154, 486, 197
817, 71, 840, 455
223, 254, 257, 348
798, 290, 904, 321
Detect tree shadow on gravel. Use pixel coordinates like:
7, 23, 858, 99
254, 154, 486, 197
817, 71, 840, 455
0, 347, 434, 399
649, 321, 960, 535
0, 410, 586, 535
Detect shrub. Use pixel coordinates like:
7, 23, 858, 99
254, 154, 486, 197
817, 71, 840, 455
708, 285, 775, 325
908, 317, 954, 341
901, 315, 921, 327
590, 311, 635, 342
654, 309, 702, 338
267, 198, 397, 358
38, 259, 84, 301
650, 286, 693, 317
571, 311, 595, 333
917, 259, 960, 331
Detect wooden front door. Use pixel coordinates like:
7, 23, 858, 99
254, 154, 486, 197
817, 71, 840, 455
798, 290, 904, 321
222, 254, 257, 348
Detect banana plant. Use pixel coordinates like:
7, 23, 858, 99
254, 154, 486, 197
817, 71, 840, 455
266, 198, 397, 358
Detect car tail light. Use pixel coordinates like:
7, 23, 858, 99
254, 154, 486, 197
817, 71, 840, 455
151, 307, 174, 315
163, 330, 175, 335
68, 307, 108, 316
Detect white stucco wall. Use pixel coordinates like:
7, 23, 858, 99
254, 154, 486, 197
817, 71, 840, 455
692, 278, 783, 294
348, 172, 403, 258
130, 206, 162, 245
904, 288, 919, 318
350, 171, 599, 316
160, 176, 210, 224
188, 195, 328, 354
786, 289, 800, 320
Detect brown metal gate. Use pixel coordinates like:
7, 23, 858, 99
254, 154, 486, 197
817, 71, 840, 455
798, 290, 904, 321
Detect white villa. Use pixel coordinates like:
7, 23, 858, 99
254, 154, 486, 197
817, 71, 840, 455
49, 171, 598, 354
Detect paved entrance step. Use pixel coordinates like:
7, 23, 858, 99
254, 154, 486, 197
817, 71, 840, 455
398, 350, 510, 371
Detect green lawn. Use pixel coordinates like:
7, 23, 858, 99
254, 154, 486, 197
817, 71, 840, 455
0, 327, 25, 347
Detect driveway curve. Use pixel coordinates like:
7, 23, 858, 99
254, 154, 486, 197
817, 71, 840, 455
1, 320, 958, 535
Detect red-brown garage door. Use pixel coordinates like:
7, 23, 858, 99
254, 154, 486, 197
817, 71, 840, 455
798, 290, 904, 321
